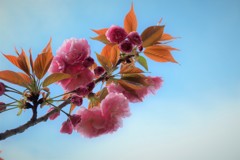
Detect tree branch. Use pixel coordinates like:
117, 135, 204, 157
0, 99, 70, 141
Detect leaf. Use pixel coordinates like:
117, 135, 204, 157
141, 25, 164, 47
110, 45, 120, 66
70, 103, 77, 114
96, 53, 112, 71
101, 44, 113, 57
96, 87, 108, 102
144, 45, 177, 63
118, 79, 145, 90
137, 56, 148, 71
33, 39, 53, 79
121, 75, 148, 86
160, 33, 175, 41
92, 28, 108, 35
118, 79, 142, 100
3, 49, 31, 75
124, 4, 138, 33
120, 63, 143, 74
42, 73, 71, 87
91, 34, 110, 44
0, 70, 30, 87
17, 72, 31, 84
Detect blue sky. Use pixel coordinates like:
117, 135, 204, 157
0, 0, 240, 160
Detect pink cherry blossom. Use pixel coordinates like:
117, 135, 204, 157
59, 67, 94, 92
127, 31, 142, 46
71, 95, 83, 106
0, 82, 5, 96
57, 38, 90, 64
107, 76, 163, 103
75, 107, 107, 138
101, 93, 130, 119
106, 25, 127, 43
82, 57, 94, 68
48, 107, 60, 120
70, 114, 81, 127
119, 39, 134, 53
60, 120, 73, 134
48, 56, 66, 73
0, 102, 6, 112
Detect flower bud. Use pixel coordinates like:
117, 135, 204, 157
60, 120, 73, 134
94, 66, 105, 76
119, 39, 134, 53
0, 102, 6, 112
87, 82, 95, 92
106, 25, 127, 43
75, 87, 89, 96
83, 57, 94, 68
70, 114, 81, 127
71, 95, 83, 106
127, 31, 142, 46
0, 82, 5, 96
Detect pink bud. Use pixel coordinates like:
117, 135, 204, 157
87, 82, 95, 92
127, 31, 142, 46
106, 25, 127, 43
48, 107, 60, 120
83, 57, 94, 68
70, 114, 81, 127
75, 87, 89, 96
0, 82, 5, 96
71, 95, 83, 106
0, 102, 6, 112
119, 39, 134, 53
60, 120, 73, 134
94, 66, 105, 76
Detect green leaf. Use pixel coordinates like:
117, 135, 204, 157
42, 73, 71, 87
137, 56, 148, 71
17, 108, 23, 116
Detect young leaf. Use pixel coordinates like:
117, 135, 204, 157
144, 45, 177, 63
96, 87, 108, 102
33, 39, 53, 79
110, 45, 120, 66
91, 35, 110, 44
160, 33, 175, 41
101, 44, 113, 57
136, 56, 148, 71
96, 53, 112, 71
3, 49, 31, 75
70, 103, 77, 114
124, 4, 138, 33
42, 73, 71, 87
0, 70, 30, 87
92, 28, 108, 35
120, 63, 143, 74
141, 25, 164, 47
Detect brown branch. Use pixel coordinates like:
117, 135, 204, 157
0, 99, 70, 141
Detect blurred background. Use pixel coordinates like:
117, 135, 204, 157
0, 0, 240, 160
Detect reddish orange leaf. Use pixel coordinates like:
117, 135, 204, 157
96, 53, 112, 71
33, 39, 53, 79
120, 63, 143, 74
160, 33, 175, 41
92, 28, 108, 35
110, 45, 120, 66
3, 49, 31, 75
141, 25, 164, 47
101, 44, 113, 57
17, 72, 31, 84
0, 70, 30, 87
70, 103, 77, 113
124, 4, 138, 33
144, 45, 177, 63
91, 34, 110, 44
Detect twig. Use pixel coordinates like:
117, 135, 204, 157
0, 99, 70, 141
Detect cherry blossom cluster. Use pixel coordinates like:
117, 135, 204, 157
106, 25, 143, 53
